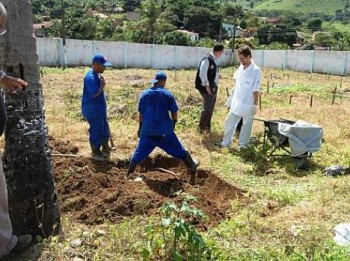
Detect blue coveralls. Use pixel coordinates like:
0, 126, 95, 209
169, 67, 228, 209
130, 85, 187, 164
81, 69, 110, 148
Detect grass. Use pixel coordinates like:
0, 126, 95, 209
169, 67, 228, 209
3, 65, 350, 260
324, 21, 350, 33
253, 0, 347, 14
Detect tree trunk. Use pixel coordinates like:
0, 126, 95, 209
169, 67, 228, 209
1, 0, 60, 238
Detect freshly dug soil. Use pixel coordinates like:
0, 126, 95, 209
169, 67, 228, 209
51, 139, 244, 229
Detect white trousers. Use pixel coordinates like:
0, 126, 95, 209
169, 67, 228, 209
0, 156, 17, 258
221, 112, 254, 147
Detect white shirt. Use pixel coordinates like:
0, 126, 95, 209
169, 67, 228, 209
199, 53, 219, 86
229, 60, 261, 117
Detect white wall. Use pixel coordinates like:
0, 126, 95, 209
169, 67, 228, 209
36, 38, 350, 75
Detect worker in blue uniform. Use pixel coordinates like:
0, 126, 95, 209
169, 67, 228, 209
127, 71, 199, 178
82, 54, 112, 160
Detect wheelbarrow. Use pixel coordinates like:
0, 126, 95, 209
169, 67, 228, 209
255, 118, 313, 169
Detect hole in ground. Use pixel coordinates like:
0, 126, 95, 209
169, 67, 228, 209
52, 140, 245, 229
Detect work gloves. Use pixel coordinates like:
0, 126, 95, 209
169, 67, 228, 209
251, 105, 258, 115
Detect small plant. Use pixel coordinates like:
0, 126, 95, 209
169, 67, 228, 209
142, 195, 217, 260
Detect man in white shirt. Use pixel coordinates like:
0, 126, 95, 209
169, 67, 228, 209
221, 46, 261, 148
195, 44, 224, 134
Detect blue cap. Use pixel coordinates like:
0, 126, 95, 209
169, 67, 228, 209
92, 54, 112, 67
151, 71, 167, 84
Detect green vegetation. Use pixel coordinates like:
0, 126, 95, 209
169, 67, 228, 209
142, 196, 218, 260
4, 66, 347, 260
254, 0, 348, 15
31, 0, 350, 50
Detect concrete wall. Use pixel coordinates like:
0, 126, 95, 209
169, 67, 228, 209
36, 38, 232, 69
36, 38, 350, 75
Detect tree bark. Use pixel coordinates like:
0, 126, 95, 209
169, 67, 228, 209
1, 0, 60, 238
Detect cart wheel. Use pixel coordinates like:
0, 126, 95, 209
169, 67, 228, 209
293, 157, 308, 170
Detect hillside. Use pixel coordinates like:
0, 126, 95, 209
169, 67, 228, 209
252, 0, 349, 14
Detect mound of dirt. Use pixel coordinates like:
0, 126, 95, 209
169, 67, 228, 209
49, 137, 79, 155
51, 141, 244, 229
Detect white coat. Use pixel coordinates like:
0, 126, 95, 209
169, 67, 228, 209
227, 61, 261, 117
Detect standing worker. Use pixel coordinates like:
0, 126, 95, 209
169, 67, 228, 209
220, 46, 261, 149
127, 71, 199, 178
195, 43, 224, 134
0, 2, 32, 257
82, 54, 112, 160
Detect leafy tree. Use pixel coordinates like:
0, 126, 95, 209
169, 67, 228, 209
48, 7, 98, 40
182, 4, 222, 39
265, 42, 290, 50
121, 0, 142, 11
243, 12, 263, 28
194, 37, 215, 48
224, 3, 244, 19
257, 24, 272, 45
307, 18, 322, 31
332, 31, 350, 50
314, 32, 333, 47
162, 31, 192, 46
257, 24, 296, 47
95, 19, 116, 40
137, 0, 174, 43
228, 37, 255, 49
282, 16, 302, 27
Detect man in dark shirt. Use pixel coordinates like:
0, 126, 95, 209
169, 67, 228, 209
82, 54, 112, 160
0, 3, 32, 257
195, 44, 224, 134
127, 71, 199, 178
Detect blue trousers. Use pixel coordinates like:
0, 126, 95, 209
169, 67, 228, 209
86, 117, 110, 148
130, 132, 187, 164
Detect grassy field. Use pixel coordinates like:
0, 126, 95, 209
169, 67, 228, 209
324, 21, 350, 33
4, 66, 350, 260
253, 0, 347, 14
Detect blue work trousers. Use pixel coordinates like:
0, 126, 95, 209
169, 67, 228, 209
86, 117, 110, 148
131, 132, 187, 164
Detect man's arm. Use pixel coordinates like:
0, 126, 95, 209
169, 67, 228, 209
252, 69, 261, 105
171, 112, 177, 129
0, 71, 28, 90
199, 59, 209, 86
137, 113, 143, 138
139, 113, 143, 123
171, 112, 177, 121
92, 74, 105, 98
199, 59, 212, 95
253, 91, 259, 105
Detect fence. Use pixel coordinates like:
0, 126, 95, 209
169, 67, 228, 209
36, 38, 350, 75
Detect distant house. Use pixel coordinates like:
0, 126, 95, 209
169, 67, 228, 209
266, 17, 282, 25
175, 30, 199, 41
296, 32, 306, 44
33, 21, 52, 38
88, 10, 109, 19
243, 27, 257, 38
222, 23, 243, 38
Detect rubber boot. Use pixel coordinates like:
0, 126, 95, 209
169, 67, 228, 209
101, 139, 112, 157
90, 144, 104, 161
12, 234, 32, 252
182, 152, 200, 172
126, 161, 138, 179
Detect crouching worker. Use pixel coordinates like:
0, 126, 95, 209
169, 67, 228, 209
127, 71, 199, 179
82, 54, 112, 160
